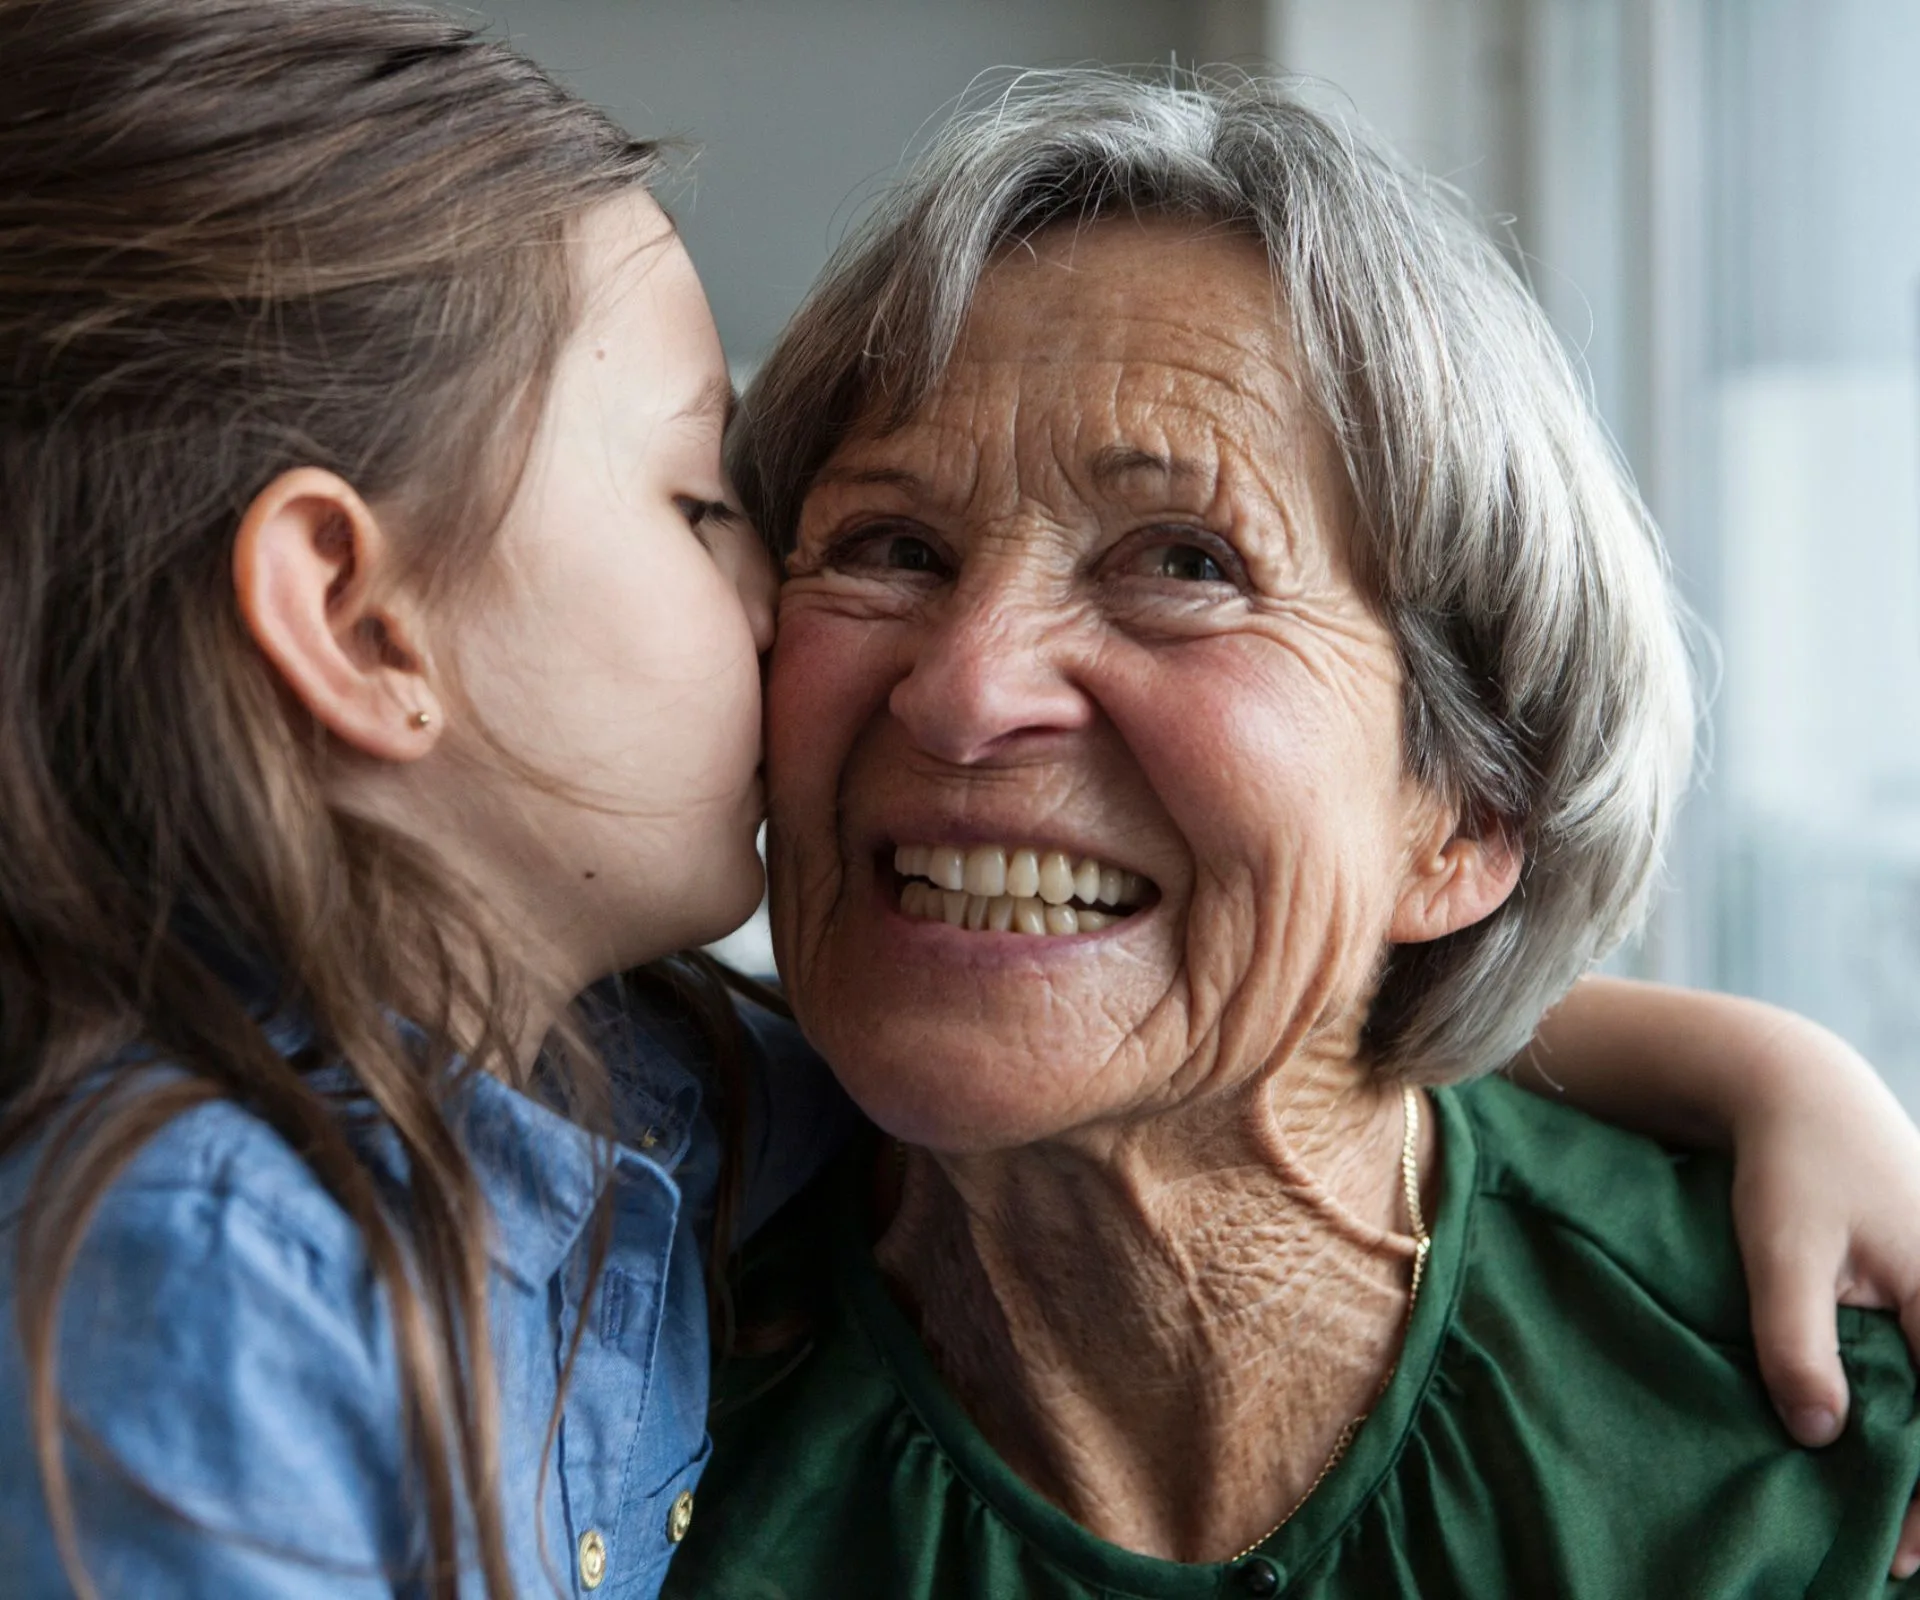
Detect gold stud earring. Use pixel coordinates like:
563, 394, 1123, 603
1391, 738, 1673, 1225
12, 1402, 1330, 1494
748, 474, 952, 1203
409, 710, 432, 730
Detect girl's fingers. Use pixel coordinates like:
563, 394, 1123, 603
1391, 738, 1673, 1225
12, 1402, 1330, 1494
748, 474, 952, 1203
1741, 1228, 1850, 1446
1897, 1295, 1920, 1582
1892, 1495, 1920, 1581
1900, 1289, 1920, 1373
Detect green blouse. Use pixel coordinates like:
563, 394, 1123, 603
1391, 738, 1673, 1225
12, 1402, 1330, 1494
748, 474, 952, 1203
667, 1078, 1920, 1599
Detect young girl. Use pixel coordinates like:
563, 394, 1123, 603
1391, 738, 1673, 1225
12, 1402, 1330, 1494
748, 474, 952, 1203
0, 3, 1915, 1597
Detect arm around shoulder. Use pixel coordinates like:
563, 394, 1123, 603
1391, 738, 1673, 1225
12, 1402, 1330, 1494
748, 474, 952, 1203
1519, 972, 1920, 1579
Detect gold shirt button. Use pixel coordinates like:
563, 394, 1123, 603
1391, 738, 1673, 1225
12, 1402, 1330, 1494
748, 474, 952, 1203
667, 1489, 695, 1544
577, 1528, 607, 1590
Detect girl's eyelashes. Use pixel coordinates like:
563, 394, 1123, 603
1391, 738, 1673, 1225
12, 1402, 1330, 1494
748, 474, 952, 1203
675, 495, 743, 546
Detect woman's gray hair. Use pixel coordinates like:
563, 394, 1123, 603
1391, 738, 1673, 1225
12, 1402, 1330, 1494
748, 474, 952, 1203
734, 69, 1697, 1083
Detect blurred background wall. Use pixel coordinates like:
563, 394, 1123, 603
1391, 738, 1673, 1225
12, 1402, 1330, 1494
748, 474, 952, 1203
467, 0, 1920, 1108
468, 0, 1547, 375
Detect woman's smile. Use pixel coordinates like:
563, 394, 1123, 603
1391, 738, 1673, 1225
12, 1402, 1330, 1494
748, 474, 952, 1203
891, 840, 1154, 935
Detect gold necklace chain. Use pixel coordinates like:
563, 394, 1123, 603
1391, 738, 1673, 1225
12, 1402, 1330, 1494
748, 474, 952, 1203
1228, 1083, 1431, 1562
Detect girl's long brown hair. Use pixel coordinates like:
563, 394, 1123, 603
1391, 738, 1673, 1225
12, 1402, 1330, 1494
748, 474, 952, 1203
0, 3, 753, 1594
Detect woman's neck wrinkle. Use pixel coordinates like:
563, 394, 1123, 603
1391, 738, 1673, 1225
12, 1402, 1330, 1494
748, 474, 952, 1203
873, 1075, 1426, 1562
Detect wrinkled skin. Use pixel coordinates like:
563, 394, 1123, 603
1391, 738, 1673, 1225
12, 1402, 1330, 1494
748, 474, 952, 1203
767, 218, 1508, 1160
762, 216, 1516, 1559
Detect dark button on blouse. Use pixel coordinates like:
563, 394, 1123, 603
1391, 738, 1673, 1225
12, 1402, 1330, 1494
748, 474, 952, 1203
1235, 1555, 1282, 1595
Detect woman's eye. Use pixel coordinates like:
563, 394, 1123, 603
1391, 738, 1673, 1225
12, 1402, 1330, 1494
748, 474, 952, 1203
1145, 542, 1228, 583
880, 534, 940, 572
816, 525, 949, 578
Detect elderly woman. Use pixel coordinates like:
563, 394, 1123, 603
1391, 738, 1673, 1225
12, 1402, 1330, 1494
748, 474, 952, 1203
665, 75, 1920, 1597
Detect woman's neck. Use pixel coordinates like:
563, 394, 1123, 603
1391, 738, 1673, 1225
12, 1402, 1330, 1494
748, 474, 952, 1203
873, 1053, 1433, 1564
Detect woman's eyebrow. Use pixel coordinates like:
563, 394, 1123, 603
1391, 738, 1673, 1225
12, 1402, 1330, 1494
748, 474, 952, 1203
810, 464, 925, 493
1088, 444, 1206, 490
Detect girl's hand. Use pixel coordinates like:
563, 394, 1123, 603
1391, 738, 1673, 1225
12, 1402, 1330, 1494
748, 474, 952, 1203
1522, 977, 1920, 1578
1723, 1010, 1920, 1579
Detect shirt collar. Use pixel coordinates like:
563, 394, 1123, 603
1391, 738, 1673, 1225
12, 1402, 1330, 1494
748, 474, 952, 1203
281, 994, 708, 1293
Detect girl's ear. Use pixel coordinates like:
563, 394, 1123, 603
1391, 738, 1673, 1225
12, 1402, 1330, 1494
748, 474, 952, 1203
1389, 809, 1524, 946
232, 467, 443, 762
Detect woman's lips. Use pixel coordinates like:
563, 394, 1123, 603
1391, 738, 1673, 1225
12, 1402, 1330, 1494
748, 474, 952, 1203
890, 841, 1154, 936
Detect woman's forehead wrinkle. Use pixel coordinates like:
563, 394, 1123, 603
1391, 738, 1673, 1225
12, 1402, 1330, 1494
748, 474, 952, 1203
827, 399, 991, 522
1087, 356, 1320, 584
851, 253, 1338, 586
892, 359, 1087, 527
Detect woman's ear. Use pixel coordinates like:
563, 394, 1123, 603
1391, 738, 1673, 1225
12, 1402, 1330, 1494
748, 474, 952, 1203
1389, 809, 1524, 945
232, 467, 442, 762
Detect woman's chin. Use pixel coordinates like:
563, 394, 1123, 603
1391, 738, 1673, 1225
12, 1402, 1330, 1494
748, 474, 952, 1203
813, 1030, 1123, 1154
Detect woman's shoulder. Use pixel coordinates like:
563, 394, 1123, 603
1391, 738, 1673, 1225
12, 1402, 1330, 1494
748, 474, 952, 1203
1445, 1071, 1917, 1397
1420, 1075, 1920, 1597
1446, 1071, 1752, 1334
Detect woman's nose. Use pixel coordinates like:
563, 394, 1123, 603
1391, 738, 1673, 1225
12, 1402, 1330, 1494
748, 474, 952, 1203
887, 589, 1093, 765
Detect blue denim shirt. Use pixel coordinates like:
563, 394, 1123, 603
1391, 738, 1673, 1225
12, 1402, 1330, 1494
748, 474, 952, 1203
0, 986, 852, 1598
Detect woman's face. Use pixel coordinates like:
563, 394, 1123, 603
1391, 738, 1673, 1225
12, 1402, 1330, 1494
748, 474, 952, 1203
447, 192, 773, 975
766, 217, 1464, 1151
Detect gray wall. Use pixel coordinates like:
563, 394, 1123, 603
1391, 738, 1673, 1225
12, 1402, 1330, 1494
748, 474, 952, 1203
469, 0, 1209, 366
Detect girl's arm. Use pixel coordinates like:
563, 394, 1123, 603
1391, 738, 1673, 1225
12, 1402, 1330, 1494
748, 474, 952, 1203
1524, 976, 1920, 1579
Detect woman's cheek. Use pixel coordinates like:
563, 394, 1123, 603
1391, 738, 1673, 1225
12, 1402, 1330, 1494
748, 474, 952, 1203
1095, 639, 1295, 839
767, 604, 896, 789
1099, 639, 1384, 1049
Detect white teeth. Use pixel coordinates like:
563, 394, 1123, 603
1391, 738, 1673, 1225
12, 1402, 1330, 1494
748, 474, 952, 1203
897, 884, 1124, 936
894, 838, 1152, 934
1037, 852, 1076, 906
963, 845, 1007, 898
928, 846, 966, 892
